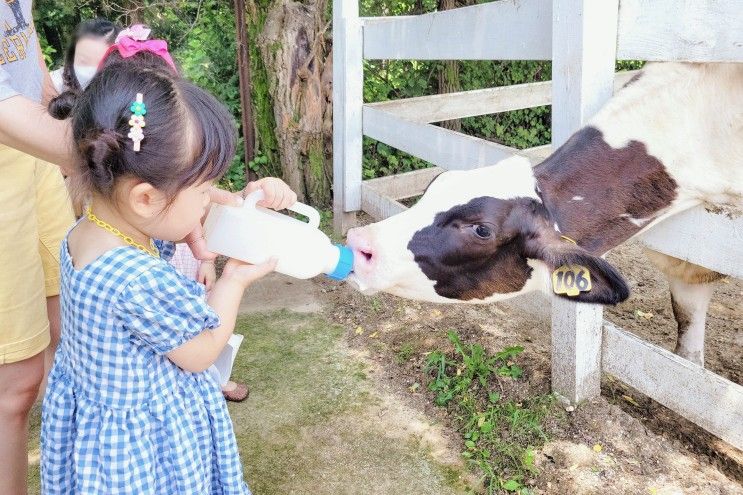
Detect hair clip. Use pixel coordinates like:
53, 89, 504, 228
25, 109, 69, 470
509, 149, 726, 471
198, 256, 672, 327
128, 93, 146, 152
116, 24, 151, 43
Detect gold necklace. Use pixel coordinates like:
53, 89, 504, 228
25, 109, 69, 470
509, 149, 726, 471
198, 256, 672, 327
85, 206, 159, 257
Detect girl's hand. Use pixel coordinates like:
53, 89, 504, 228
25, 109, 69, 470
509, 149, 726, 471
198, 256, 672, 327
185, 181, 296, 261
185, 225, 214, 262
185, 187, 243, 261
242, 177, 297, 211
220, 257, 277, 289
198, 260, 217, 291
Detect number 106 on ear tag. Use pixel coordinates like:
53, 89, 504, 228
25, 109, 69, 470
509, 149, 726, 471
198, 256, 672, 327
552, 265, 592, 297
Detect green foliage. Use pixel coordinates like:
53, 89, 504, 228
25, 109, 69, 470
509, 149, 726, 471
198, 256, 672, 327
458, 61, 552, 149
170, 2, 244, 189
38, 41, 57, 66
33, 0, 98, 65
363, 138, 430, 179
248, 151, 270, 173
425, 331, 554, 494
616, 60, 645, 72
361, 54, 645, 178
360, 0, 438, 17
359, 2, 646, 180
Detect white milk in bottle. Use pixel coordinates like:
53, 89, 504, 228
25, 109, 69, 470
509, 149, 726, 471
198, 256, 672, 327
203, 190, 353, 280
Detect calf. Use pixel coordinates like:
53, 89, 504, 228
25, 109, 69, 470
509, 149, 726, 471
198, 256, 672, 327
347, 62, 743, 367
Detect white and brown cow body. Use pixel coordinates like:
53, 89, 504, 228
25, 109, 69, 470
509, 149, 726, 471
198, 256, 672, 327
347, 62, 743, 366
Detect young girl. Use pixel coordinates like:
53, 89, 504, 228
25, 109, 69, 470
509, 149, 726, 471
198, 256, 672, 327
41, 38, 295, 494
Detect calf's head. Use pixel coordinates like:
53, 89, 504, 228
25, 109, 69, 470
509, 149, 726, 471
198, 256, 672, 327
347, 156, 629, 305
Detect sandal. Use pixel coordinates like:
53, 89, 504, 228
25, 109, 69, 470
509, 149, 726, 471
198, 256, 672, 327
222, 381, 249, 402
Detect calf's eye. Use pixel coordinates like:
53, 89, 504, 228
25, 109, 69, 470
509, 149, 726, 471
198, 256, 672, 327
473, 224, 492, 239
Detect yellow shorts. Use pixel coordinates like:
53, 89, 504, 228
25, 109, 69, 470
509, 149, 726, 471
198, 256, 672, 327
0, 145, 74, 364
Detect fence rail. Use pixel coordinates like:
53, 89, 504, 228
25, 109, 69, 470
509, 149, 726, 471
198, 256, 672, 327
362, 0, 552, 60
603, 324, 743, 450
366, 71, 639, 124
639, 207, 743, 279
362, 0, 743, 61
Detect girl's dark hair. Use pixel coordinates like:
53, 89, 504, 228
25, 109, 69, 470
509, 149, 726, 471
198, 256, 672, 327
50, 51, 236, 201
49, 19, 121, 118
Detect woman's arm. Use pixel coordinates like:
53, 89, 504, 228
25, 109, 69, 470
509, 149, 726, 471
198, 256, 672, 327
37, 34, 59, 105
0, 95, 75, 173
0, 17, 73, 172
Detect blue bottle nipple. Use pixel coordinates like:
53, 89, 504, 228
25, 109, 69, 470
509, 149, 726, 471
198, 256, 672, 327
326, 245, 354, 280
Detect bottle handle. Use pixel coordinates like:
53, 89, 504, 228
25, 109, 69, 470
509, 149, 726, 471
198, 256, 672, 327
244, 190, 321, 228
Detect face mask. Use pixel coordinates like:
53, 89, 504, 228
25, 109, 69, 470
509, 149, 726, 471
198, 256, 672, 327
74, 65, 98, 89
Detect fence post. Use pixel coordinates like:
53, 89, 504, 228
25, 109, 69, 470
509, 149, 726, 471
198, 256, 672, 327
550, 0, 618, 404
332, 0, 363, 234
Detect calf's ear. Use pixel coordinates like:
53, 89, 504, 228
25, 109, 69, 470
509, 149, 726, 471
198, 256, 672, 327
523, 235, 630, 305
499, 198, 630, 305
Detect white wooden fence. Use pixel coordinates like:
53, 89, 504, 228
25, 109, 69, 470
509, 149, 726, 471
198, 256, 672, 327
332, 0, 743, 450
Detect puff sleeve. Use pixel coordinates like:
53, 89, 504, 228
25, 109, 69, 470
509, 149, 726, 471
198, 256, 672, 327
115, 263, 220, 355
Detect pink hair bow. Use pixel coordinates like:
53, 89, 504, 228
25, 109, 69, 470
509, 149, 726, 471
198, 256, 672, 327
98, 37, 178, 73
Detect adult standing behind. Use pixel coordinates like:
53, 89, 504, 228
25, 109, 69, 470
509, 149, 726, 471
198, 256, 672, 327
0, 2, 74, 169
49, 18, 121, 100
0, 1, 75, 493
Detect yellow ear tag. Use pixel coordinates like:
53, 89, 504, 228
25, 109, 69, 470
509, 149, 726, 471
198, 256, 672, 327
552, 265, 592, 297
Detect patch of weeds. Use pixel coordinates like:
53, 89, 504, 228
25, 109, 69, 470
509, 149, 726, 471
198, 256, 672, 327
396, 342, 416, 364
495, 346, 524, 380
425, 331, 555, 494
370, 296, 383, 313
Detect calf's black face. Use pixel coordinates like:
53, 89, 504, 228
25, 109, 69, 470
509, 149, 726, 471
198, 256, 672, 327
346, 161, 630, 305
407, 196, 630, 305
408, 197, 538, 300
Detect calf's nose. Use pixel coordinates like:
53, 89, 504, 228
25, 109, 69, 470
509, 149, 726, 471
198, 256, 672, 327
346, 227, 376, 271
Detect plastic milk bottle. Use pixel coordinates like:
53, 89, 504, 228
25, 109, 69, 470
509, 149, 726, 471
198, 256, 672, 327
203, 190, 354, 280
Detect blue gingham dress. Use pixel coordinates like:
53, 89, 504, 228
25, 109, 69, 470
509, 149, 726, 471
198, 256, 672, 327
41, 238, 251, 495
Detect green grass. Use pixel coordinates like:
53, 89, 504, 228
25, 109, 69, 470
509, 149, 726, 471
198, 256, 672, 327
425, 331, 555, 495
396, 342, 416, 364
370, 296, 384, 313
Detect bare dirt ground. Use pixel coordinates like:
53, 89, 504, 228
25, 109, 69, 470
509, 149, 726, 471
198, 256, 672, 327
320, 238, 743, 494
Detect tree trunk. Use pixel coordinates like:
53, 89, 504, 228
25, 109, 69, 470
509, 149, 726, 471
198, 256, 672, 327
258, 0, 333, 206
234, 0, 258, 183
437, 0, 461, 132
